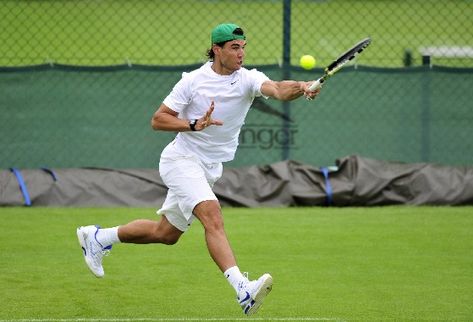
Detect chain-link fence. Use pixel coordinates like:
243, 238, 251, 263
1, 0, 472, 168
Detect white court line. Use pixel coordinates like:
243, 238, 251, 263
0, 318, 344, 322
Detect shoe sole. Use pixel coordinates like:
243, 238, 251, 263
76, 226, 104, 278
246, 273, 273, 315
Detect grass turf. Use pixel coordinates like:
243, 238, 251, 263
0, 206, 472, 321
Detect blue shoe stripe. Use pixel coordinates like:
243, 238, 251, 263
93, 226, 112, 250
238, 291, 250, 304
244, 300, 256, 314
244, 304, 251, 314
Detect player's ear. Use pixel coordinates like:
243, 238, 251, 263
212, 44, 222, 56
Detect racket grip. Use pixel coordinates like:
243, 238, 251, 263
308, 78, 324, 91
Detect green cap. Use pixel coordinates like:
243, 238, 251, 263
211, 23, 246, 44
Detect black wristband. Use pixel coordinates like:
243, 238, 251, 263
189, 119, 198, 131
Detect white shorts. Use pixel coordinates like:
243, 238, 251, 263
157, 141, 223, 232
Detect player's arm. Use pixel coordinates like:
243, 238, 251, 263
261, 80, 320, 101
151, 102, 223, 132
151, 103, 186, 131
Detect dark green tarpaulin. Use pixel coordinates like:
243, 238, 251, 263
2, 156, 472, 207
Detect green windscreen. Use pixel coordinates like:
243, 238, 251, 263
1, 65, 471, 168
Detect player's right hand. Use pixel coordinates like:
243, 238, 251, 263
197, 100, 224, 130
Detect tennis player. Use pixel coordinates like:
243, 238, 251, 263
77, 23, 320, 315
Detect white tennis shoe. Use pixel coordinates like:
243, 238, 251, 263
237, 273, 273, 315
76, 225, 112, 278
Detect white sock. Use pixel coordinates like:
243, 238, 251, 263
96, 226, 121, 247
224, 266, 247, 293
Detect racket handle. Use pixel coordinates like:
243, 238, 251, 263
308, 78, 324, 91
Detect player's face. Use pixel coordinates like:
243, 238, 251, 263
216, 39, 246, 73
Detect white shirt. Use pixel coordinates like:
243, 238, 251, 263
162, 61, 269, 163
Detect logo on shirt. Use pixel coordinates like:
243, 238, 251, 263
230, 80, 238, 85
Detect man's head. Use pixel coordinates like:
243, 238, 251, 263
207, 23, 246, 60
207, 23, 247, 74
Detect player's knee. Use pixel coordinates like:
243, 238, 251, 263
151, 222, 181, 245
201, 210, 225, 233
194, 201, 225, 233
154, 230, 181, 245
206, 216, 224, 232
160, 235, 180, 245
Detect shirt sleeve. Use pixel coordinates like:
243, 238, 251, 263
248, 68, 270, 99
162, 72, 191, 113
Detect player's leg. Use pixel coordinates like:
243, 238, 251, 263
192, 199, 236, 272
160, 159, 254, 296
192, 200, 273, 315
77, 214, 183, 278
158, 144, 272, 314
118, 215, 183, 244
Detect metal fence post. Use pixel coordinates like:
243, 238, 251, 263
282, 0, 291, 161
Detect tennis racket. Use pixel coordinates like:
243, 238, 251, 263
308, 37, 372, 92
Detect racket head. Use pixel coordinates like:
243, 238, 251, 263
325, 37, 371, 74
308, 37, 371, 92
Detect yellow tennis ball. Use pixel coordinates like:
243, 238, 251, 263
300, 55, 316, 70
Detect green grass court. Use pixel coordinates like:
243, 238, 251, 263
1, 206, 472, 321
